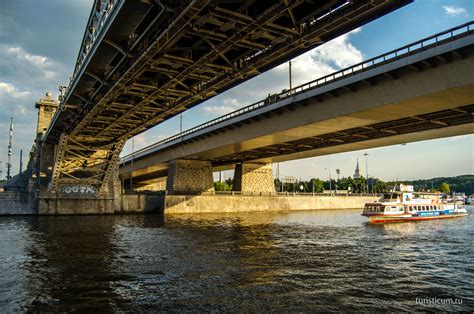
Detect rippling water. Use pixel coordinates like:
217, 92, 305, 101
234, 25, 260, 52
1, 207, 473, 311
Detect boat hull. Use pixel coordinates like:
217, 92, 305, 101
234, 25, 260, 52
368, 213, 467, 224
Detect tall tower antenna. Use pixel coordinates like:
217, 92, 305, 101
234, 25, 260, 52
6, 110, 13, 180
19, 149, 23, 175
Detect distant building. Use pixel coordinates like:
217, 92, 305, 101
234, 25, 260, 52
354, 158, 361, 179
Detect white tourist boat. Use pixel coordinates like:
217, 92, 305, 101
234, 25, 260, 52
362, 184, 468, 223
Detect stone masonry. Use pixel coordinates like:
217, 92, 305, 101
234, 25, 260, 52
166, 159, 214, 194
233, 162, 275, 193
0, 191, 35, 215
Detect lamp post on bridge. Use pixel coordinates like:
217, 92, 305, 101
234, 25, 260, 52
324, 168, 332, 193
289, 60, 292, 94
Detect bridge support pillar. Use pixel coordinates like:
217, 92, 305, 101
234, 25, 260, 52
166, 159, 214, 194
233, 163, 275, 193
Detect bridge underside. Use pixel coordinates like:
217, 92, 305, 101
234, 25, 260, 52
124, 111, 473, 189
43, 0, 410, 193
120, 41, 474, 188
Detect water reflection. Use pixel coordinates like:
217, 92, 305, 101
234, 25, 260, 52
0, 208, 472, 311
22, 216, 123, 311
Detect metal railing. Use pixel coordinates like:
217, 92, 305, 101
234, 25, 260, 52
73, 0, 120, 79
122, 21, 473, 162
124, 190, 378, 197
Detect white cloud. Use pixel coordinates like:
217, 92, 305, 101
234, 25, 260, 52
0, 44, 60, 84
0, 82, 32, 119
442, 5, 467, 16
7, 46, 48, 66
0, 82, 30, 99
274, 27, 363, 87
313, 27, 363, 69
202, 98, 244, 115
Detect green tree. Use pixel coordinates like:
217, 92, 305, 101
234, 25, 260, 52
310, 178, 324, 193
214, 181, 232, 191
351, 177, 366, 193
373, 180, 389, 193
439, 182, 451, 193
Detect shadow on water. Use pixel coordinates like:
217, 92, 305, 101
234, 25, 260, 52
0, 208, 472, 311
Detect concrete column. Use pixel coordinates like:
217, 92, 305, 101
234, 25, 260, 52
166, 159, 214, 194
233, 163, 275, 193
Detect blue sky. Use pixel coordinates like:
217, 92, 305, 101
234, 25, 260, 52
0, 0, 472, 181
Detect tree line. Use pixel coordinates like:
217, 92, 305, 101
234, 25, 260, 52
214, 175, 474, 194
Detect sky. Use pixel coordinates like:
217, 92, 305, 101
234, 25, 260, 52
0, 0, 472, 182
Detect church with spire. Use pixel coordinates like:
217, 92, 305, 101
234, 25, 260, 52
353, 158, 361, 179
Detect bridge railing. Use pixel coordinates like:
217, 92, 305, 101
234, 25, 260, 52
124, 190, 378, 197
73, 0, 121, 80
122, 21, 473, 162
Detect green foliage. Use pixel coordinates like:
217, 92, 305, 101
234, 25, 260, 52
273, 175, 472, 194
394, 175, 474, 194
439, 182, 451, 194
373, 180, 389, 194
310, 178, 324, 193
214, 181, 232, 191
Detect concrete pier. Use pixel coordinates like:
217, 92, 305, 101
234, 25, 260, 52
233, 163, 275, 193
166, 159, 214, 194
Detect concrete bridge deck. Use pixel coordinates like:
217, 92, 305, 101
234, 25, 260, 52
120, 22, 474, 188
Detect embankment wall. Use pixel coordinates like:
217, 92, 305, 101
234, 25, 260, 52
0, 192, 378, 215
163, 194, 378, 214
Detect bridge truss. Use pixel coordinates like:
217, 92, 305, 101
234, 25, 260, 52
44, 0, 411, 192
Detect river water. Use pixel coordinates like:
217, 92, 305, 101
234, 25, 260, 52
1, 207, 473, 312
